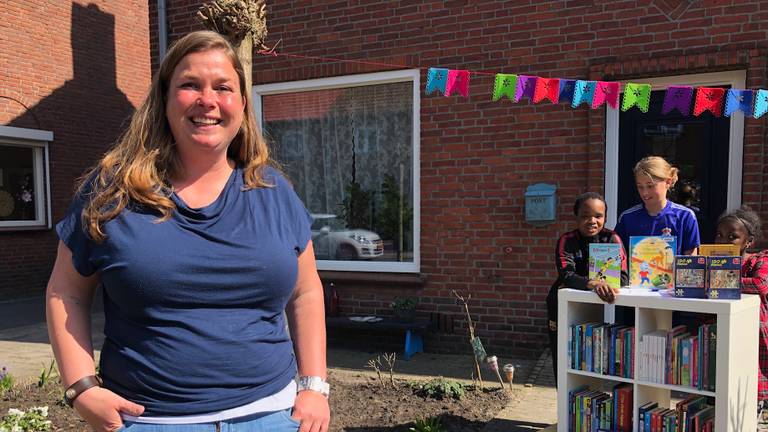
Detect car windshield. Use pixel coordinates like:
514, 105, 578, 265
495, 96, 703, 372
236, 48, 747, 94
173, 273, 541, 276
311, 215, 347, 231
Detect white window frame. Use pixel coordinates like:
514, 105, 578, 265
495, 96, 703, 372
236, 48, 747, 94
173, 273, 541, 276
605, 70, 746, 228
0, 125, 53, 230
253, 69, 421, 273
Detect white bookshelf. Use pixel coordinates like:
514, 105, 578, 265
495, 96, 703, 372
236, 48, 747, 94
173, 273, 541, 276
557, 288, 760, 432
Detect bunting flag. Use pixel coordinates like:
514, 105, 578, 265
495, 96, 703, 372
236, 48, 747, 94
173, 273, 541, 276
533, 77, 560, 103
492, 73, 518, 101
593, 81, 620, 109
693, 87, 726, 117
662, 86, 694, 116
559, 79, 577, 103
425, 68, 448, 95
572, 80, 596, 108
724, 89, 754, 117
621, 83, 652, 112
445, 70, 470, 97
515, 75, 538, 102
755, 90, 768, 119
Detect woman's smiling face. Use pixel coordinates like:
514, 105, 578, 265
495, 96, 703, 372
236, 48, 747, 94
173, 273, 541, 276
635, 173, 670, 209
165, 49, 245, 155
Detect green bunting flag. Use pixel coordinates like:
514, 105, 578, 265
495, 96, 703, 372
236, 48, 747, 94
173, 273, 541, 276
621, 83, 652, 113
492, 74, 518, 101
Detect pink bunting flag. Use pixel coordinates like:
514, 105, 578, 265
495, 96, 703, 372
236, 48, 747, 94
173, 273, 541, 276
592, 81, 620, 109
445, 70, 470, 97
533, 78, 560, 104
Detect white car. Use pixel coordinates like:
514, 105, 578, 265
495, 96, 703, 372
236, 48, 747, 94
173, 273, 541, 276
310, 213, 384, 260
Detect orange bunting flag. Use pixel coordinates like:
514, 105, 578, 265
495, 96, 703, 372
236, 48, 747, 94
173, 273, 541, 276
533, 78, 560, 104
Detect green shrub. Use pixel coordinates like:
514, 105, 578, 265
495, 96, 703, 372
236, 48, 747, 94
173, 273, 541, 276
409, 416, 443, 432
412, 377, 466, 400
0, 367, 12, 395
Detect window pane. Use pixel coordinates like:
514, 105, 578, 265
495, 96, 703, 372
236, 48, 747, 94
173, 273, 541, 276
0, 146, 36, 221
263, 82, 414, 263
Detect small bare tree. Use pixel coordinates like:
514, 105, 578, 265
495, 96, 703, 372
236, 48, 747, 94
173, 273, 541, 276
197, 0, 269, 90
383, 352, 397, 388
452, 290, 484, 389
366, 355, 385, 388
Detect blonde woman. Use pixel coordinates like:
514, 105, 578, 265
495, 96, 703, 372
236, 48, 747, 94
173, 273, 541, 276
46, 31, 329, 432
614, 156, 700, 255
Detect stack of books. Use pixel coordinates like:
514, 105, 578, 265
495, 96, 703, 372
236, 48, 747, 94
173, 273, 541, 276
636, 323, 717, 391
569, 322, 635, 378
569, 383, 633, 432
637, 395, 714, 431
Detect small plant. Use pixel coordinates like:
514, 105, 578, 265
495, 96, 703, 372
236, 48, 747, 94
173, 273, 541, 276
37, 361, 58, 388
366, 356, 385, 388
0, 406, 52, 432
0, 367, 13, 395
382, 352, 397, 388
412, 377, 466, 400
409, 416, 443, 432
390, 297, 418, 310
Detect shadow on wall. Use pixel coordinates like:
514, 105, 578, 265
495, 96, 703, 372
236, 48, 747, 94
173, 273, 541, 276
9, 2, 136, 182
1, 3, 137, 298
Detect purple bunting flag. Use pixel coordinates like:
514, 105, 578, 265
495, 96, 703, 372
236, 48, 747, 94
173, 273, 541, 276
662, 86, 694, 116
515, 75, 538, 102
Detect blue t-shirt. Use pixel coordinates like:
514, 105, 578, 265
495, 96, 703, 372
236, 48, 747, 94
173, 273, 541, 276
614, 201, 700, 255
56, 166, 312, 416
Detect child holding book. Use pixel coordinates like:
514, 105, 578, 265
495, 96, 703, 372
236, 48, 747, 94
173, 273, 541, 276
715, 206, 768, 408
614, 156, 700, 255
546, 192, 629, 383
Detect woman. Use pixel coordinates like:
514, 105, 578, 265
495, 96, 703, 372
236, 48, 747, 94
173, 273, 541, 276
46, 31, 329, 431
546, 192, 629, 384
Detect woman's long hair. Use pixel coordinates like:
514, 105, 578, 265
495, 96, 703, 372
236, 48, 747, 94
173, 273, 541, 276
80, 31, 272, 242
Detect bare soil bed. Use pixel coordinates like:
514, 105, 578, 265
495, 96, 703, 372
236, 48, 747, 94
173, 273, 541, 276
0, 370, 512, 431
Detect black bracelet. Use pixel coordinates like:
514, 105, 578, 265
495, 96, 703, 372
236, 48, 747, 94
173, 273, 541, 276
63, 375, 102, 408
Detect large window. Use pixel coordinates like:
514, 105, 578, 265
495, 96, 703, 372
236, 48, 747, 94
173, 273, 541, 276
254, 70, 420, 272
0, 126, 52, 230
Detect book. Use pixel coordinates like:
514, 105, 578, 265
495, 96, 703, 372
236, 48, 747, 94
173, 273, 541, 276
674, 255, 707, 298
589, 243, 623, 291
629, 236, 676, 290
707, 256, 742, 299
698, 243, 740, 256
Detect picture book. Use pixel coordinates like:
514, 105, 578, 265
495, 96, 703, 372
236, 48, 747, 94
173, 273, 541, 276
629, 236, 676, 290
589, 243, 622, 291
707, 256, 742, 299
698, 244, 740, 256
674, 255, 707, 298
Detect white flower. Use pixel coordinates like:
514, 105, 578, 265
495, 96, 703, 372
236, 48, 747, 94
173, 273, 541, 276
6, 409, 22, 416
20, 191, 31, 203
30, 406, 48, 417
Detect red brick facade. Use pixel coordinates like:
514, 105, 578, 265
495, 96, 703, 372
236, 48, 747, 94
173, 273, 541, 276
0, 1, 150, 299
155, 1, 768, 357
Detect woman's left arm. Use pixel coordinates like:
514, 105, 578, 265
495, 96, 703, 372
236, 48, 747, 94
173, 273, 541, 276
286, 240, 330, 432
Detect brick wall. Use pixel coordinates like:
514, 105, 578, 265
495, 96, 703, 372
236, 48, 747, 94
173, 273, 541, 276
152, 1, 768, 357
0, 1, 150, 299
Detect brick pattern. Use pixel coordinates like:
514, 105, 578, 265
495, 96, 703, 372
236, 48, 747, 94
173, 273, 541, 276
25, 0, 764, 357
0, 1, 150, 299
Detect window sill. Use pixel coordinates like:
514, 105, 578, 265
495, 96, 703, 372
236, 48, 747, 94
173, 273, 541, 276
319, 270, 427, 288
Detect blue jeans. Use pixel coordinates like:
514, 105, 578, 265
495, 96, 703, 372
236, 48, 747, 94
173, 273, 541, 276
120, 409, 300, 432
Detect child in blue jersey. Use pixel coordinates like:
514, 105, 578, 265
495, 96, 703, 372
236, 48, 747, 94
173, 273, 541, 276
614, 156, 700, 255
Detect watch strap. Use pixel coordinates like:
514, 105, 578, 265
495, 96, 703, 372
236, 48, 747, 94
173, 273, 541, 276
63, 375, 102, 408
296, 375, 329, 398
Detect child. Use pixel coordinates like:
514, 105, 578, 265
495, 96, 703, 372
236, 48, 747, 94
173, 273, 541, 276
546, 192, 629, 383
715, 206, 768, 408
615, 156, 700, 255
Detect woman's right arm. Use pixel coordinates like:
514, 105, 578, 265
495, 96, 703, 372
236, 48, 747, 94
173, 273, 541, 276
46, 241, 143, 431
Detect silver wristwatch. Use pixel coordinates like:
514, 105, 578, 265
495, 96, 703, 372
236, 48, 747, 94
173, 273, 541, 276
296, 375, 330, 398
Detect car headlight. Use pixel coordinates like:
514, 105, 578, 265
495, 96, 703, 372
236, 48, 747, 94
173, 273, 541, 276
350, 234, 372, 244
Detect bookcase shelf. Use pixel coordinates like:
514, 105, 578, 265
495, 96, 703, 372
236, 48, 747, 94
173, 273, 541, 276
557, 288, 760, 432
